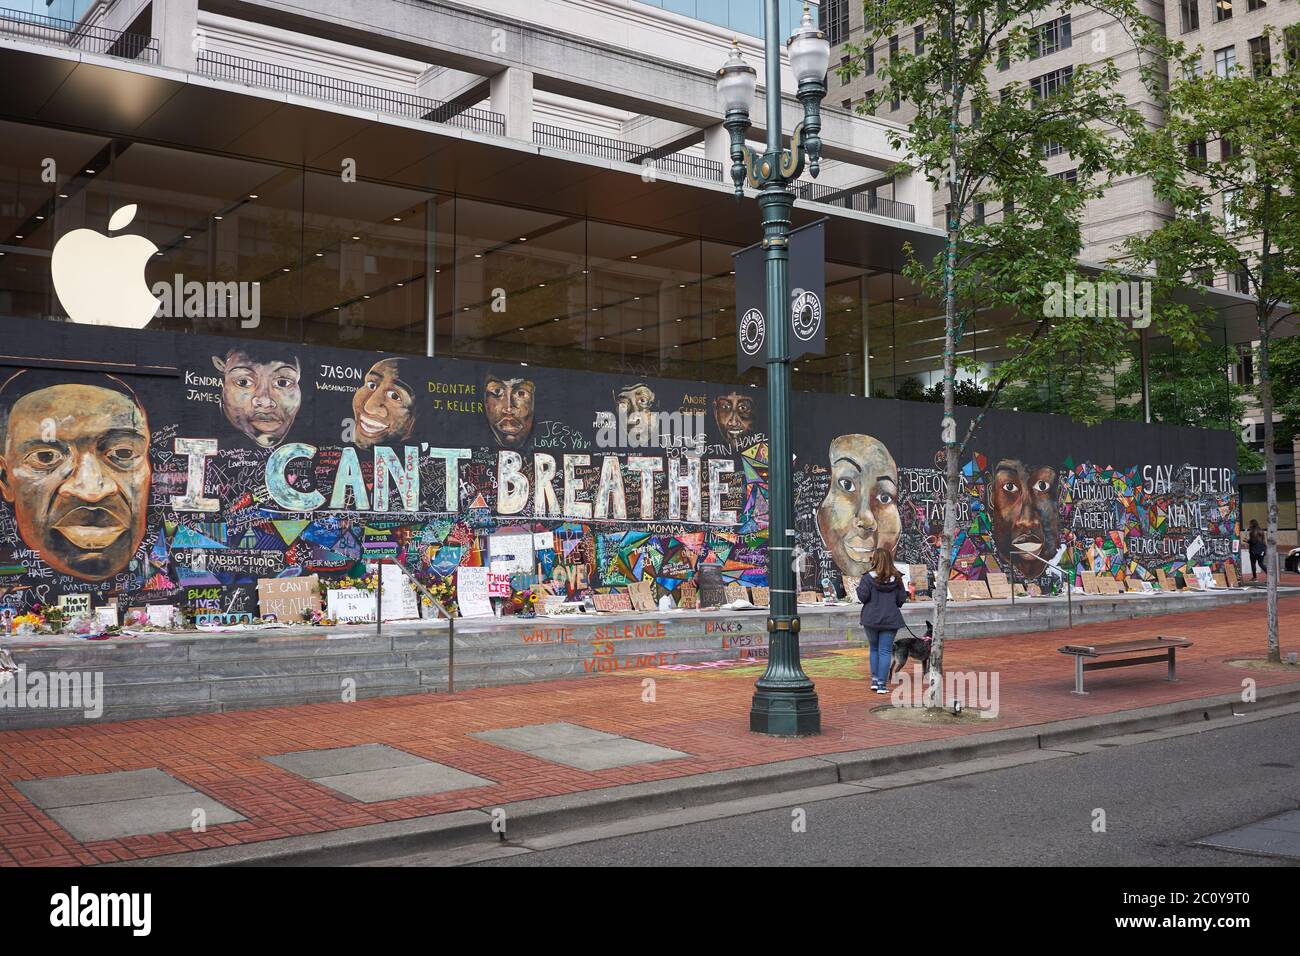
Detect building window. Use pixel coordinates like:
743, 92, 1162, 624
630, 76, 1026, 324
974, 201, 986, 225
890, 35, 899, 59
1180, 0, 1200, 31
1249, 35, 1271, 77
1234, 260, 1251, 294
971, 103, 981, 128
997, 39, 1010, 71
914, 25, 925, 56
1235, 344, 1255, 385
1053, 168, 1079, 185
1030, 65, 1074, 99
1214, 45, 1237, 77
840, 55, 851, 85
1247, 0, 1266, 10
865, 45, 875, 75
1214, 0, 1232, 22
891, 91, 901, 110
1187, 138, 1208, 168
1223, 188, 1243, 232
1029, 14, 1072, 59
841, 98, 853, 109
824, 0, 850, 46
1288, 26, 1300, 69
1221, 137, 1238, 161
1044, 140, 1065, 157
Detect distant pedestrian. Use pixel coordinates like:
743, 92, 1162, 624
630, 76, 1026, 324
1248, 519, 1268, 581
857, 550, 909, 695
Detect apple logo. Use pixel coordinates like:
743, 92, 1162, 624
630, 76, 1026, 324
51, 204, 160, 329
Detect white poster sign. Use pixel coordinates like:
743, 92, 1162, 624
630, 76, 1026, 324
380, 563, 421, 621
146, 604, 175, 628
488, 532, 535, 576
456, 566, 495, 618
327, 588, 378, 623
533, 531, 555, 552
1193, 566, 1216, 590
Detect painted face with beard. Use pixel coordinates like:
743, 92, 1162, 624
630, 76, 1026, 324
989, 459, 1060, 577
484, 374, 536, 448
713, 391, 755, 443
816, 434, 901, 577
0, 378, 150, 581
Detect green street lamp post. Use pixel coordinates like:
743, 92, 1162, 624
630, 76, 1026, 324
716, 1, 828, 736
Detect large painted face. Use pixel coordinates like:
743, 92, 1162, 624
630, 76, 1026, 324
484, 375, 535, 448
816, 434, 901, 577
713, 391, 755, 443
989, 459, 1060, 577
352, 359, 415, 449
214, 351, 301, 448
0, 384, 150, 581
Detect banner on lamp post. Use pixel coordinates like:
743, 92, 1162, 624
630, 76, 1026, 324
788, 219, 826, 362
732, 218, 826, 373
733, 241, 766, 373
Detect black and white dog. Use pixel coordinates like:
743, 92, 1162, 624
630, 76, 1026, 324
888, 620, 932, 683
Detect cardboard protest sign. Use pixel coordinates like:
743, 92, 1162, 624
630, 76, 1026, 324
628, 581, 657, 611
327, 588, 377, 623
257, 575, 321, 621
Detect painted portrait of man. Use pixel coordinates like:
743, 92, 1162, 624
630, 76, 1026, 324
713, 391, 755, 444
352, 357, 415, 449
615, 382, 657, 445
0, 371, 151, 581
212, 345, 302, 448
988, 458, 1060, 578
816, 434, 901, 577
484, 373, 535, 448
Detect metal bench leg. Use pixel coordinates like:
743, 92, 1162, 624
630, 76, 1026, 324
1167, 648, 1177, 682
1073, 655, 1087, 695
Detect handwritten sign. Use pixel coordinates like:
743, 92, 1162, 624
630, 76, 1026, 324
380, 563, 420, 620
677, 583, 699, 610
986, 573, 1011, 599
456, 567, 495, 618
327, 588, 377, 623
257, 575, 320, 621
146, 604, 176, 627
94, 606, 118, 628
593, 592, 633, 612
57, 594, 91, 617
628, 581, 657, 612
724, 584, 750, 605
1193, 566, 1216, 590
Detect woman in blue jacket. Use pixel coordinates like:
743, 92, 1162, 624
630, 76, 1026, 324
856, 550, 909, 694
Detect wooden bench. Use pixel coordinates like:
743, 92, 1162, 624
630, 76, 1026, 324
1057, 635, 1192, 695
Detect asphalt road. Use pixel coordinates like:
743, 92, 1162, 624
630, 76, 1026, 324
474, 711, 1300, 867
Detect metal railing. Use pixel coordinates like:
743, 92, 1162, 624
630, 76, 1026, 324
0, 7, 157, 62
197, 50, 506, 137
533, 123, 724, 183
792, 179, 916, 222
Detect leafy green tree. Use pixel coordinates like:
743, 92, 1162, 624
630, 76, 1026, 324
1123, 29, 1300, 661
1271, 334, 1300, 449
1113, 344, 1262, 473
838, 0, 1181, 691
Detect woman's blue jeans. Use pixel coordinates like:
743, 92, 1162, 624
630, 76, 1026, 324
867, 629, 897, 686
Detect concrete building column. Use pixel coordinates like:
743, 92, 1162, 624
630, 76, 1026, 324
893, 169, 935, 226
489, 67, 534, 140
153, 0, 198, 72
703, 124, 730, 167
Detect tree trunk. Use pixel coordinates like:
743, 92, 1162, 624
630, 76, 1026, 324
1257, 328, 1281, 663
929, 97, 961, 706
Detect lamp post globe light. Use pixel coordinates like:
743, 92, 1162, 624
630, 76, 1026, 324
716, 1, 828, 737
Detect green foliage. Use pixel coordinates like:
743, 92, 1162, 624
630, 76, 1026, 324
1272, 335, 1300, 448
1113, 344, 1262, 472
838, 1, 1186, 435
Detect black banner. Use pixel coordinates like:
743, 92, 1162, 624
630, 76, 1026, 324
733, 219, 826, 372
789, 219, 826, 362
733, 241, 766, 373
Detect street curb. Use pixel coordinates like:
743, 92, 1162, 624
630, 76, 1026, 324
116, 680, 1300, 866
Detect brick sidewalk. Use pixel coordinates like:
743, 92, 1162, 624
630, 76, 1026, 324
1, 591, 1298, 866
